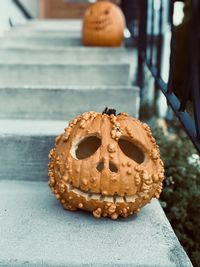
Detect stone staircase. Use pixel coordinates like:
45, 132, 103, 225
0, 19, 192, 267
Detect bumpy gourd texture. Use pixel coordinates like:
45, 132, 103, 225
82, 2, 125, 47
48, 111, 164, 219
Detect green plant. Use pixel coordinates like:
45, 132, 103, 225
152, 125, 200, 267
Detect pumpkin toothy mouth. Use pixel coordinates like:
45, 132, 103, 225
85, 18, 112, 31
66, 182, 145, 204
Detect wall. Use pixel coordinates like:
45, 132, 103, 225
20, 0, 39, 18
0, 0, 39, 36
40, 0, 90, 19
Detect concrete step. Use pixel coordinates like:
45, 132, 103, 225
0, 35, 82, 47
0, 63, 130, 86
0, 180, 193, 267
3, 29, 81, 38
0, 99, 140, 178
0, 119, 65, 181
0, 85, 139, 120
0, 47, 129, 64
14, 19, 82, 31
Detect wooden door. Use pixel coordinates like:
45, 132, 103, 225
40, 0, 91, 19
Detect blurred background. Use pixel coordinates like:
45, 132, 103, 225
0, 0, 199, 266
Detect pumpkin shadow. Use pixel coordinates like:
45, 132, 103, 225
50, 198, 138, 223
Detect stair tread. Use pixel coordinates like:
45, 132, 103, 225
0, 46, 126, 52
0, 63, 130, 87
0, 36, 82, 48
0, 84, 137, 90
0, 62, 130, 66
0, 46, 128, 61
4, 30, 81, 38
0, 86, 139, 121
15, 19, 82, 30
0, 119, 67, 136
0, 179, 192, 267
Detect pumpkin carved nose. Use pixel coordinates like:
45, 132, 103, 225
96, 161, 104, 172
96, 160, 118, 173
109, 162, 118, 173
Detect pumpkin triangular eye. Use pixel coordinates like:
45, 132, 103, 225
75, 136, 101, 160
109, 162, 118, 173
96, 161, 104, 172
118, 138, 144, 164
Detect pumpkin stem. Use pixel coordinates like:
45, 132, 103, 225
102, 107, 116, 116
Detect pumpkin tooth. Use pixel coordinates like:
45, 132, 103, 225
125, 195, 136, 203
91, 194, 100, 200
115, 196, 124, 203
104, 196, 114, 203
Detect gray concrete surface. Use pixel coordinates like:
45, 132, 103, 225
0, 86, 139, 120
0, 63, 130, 86
0, 36, 82, 47
0, 180, 193, 267
0, 0, 27, 37
6, 28, 79, 37
3, 29, 81, 38
0, 47, 130, 63
19, 0, 39, 18
0, 119, 65, 181
0, 119, 66, 136
15, 19, 82, 31
0, 20, 82, 47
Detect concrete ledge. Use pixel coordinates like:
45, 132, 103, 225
0, 86, 139, 120
0, 63, 130, 86
0, 47, 129, 63
14, 19, 82, 31
3, 30, 81, 38
0, 180, 192, 267
0, 36, 82, 47
0, 119, 65, 181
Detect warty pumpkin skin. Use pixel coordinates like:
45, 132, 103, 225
82, 1, 125, 47
48, 110, 164, 220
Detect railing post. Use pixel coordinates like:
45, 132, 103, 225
190, 0, 200, 140
154, 0, 163, 108
12, 0, 33, 20
137, 0, 147, 96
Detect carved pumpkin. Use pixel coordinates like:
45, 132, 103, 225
82, 1, 125, 47
48, 108, 164, 219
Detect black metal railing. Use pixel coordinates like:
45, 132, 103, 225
137, 0, 200, 153
12, 0, 33, 20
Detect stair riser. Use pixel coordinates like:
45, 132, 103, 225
0, 49, 127, 63
0, 88, 139, 120
4, 30, 81, 37
1, 37, 82, 47
0, 64, 130, 86
14, 19, 82, 30
0, 135, 54, 181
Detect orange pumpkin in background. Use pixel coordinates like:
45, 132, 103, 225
82, 1, 125, 47
48, 108, 164, 220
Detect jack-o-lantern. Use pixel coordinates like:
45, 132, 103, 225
48, 108, 164, 219
82, 1, 125, 47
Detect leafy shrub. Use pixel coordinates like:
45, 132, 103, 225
152, 125, 200, 267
